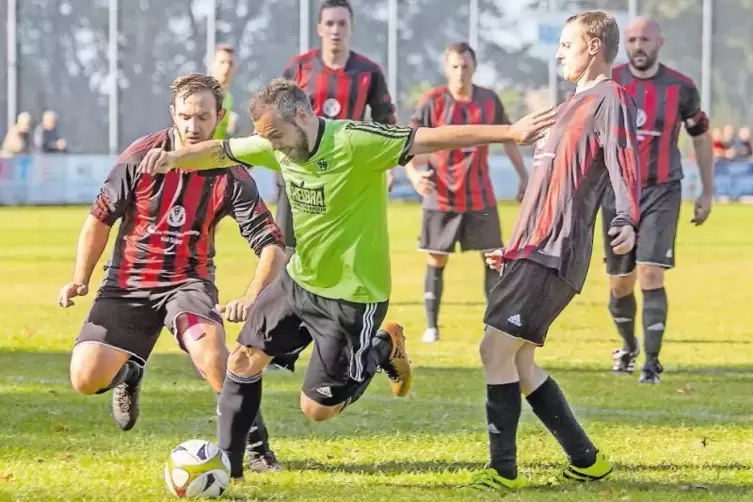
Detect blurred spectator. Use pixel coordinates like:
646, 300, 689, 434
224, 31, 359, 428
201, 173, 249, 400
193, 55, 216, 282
720, 124, 738, 159
736, 127, 752, 159
1, 112, 32, 156
34, 110, 68, 153
711, 128, 726, 158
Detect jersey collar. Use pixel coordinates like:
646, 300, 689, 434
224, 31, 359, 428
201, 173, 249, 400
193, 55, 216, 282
306, 118, 326, 160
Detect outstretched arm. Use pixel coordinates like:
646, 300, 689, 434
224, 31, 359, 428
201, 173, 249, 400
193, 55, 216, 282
408, 107, 555, 156
139, 137, 278, 174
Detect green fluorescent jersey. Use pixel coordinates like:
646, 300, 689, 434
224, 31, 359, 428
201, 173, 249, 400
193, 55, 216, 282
214, 90, 234, 140
226, 119, 415, 303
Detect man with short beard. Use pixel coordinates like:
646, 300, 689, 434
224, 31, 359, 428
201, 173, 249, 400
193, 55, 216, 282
60, 73, 286, 432
605, 17, 713, 383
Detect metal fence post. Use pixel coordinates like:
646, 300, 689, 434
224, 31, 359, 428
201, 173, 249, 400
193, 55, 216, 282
387, 0, 398, 112
469, 0, 479, 51
206, 0, 216, 71
7, 0, 17, 130
701, 0, 712, 115
300, 0, 310, 53
108, 0, 119, 154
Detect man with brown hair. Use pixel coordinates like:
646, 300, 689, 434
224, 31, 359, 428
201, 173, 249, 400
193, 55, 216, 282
59, 73, 286, 432
212, 45, 237, 140
469, 11, 640, 490
404, 42, 529, 344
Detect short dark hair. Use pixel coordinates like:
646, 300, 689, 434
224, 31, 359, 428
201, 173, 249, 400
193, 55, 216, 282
215, 44, 234, 56
318, 0, 353, 22
171, 73, 224, 113
445, 42, 477, 65
248, 78, 313, 122
565, 10, 620, 64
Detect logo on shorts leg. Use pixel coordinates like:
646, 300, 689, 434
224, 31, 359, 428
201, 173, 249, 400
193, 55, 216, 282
315, 386, 333, 398
507, 314, 522, 327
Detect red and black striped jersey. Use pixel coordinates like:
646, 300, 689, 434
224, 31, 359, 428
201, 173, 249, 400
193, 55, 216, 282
504, 80, 641, 292
283, 49, 396, 124
410, 85, 510, 212
612, 63, 709, 187
90, 128, 284, 290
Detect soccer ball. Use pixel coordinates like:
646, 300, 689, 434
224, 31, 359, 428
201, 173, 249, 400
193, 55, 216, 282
164, 439, 231, 498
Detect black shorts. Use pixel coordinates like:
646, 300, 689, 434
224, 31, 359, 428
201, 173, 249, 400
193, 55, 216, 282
483, 259, 576, 346
238, 270, 388, 407
275, 184, 296, 249
602, 181, 681, 275
74, 280, 223, 366
419, 208, 503, 254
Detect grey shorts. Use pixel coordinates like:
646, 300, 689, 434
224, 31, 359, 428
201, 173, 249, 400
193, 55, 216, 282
602, 181, 681, 275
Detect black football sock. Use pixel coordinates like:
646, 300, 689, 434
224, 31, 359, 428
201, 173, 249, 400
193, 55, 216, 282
609, 292, 638, 353
246, 410, 271, 454
526, 377, 596, 468
217, 371, 262, 478
486, 382, 521, 479
424, 265, 444, 329
642, 288, 668, 365
342, 330, 393, 408
484, 257, 500, 301
95, 360, 142, 395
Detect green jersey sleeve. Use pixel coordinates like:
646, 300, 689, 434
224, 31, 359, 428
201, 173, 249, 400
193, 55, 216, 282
344, 122, 416, 172
224, 135, 280, 171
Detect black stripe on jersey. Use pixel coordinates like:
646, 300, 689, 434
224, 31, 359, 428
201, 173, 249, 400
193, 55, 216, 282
130, 177, 162, 288
345, 122, 412, 139
187, 177, 214, 276
223, 140, 251, 168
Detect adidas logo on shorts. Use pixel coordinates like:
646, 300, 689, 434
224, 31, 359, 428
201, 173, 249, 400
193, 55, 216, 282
507, 314, 522, 327
315, 386, 333, 398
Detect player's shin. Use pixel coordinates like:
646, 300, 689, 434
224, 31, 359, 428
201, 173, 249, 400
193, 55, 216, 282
424, 265, 444, 330
642, 287, 667, 364
525, 377, 597, 468
479, 327, 523, 480
217, 371, 262, 478
609, 292, 638, 353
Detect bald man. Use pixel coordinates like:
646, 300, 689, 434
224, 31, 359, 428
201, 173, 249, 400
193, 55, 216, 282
604, 17, 713, 384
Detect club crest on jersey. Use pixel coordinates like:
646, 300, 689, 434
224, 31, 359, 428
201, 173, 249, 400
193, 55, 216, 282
636, 108, 647, 128
289, 181, 327, 214
322, 98, 342, 118
167, 205, 186, 227
316, 159, 329, 172
537, 128, 551, 150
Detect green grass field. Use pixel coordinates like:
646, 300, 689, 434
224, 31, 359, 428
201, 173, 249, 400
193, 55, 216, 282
1, 202, 752, 502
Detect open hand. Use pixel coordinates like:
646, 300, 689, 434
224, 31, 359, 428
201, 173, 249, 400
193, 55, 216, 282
408, 168, 435, 197
509, 107, 556, 145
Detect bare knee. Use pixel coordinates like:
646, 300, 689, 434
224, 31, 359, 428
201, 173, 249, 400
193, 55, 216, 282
227, 344, 272, 377
609, 272, 636, 298
427, 253, 448, 268
637, 265, 665, 290
514, 344, 546, 396
299, 394, 340, 422
69, 342, 129, 395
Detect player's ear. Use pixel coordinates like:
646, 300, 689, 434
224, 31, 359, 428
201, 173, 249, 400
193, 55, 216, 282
168, 104, 176, 122
588, 37, 601, 57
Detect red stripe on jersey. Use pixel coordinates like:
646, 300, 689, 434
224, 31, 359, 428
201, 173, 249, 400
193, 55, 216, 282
172, 174, 207, 283
141, 172, 181, 288
468, 102, 484, 211
196, 176, 228, 279
298, 59, 313, 92
531, 99, 596, 246
449, 104, 467, 212
117, 130, 168, 164
117, 175, 153, 288
657, 85, 679, 183
639, 81, 658, 185
313, 69, 329, 116
351, 72, 371, 120
620, 143, 641, 223
335, 71, 352, 119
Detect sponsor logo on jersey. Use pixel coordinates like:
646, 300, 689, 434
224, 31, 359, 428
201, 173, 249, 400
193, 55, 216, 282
289, 181, 327, 214
168, 205, 186, 227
